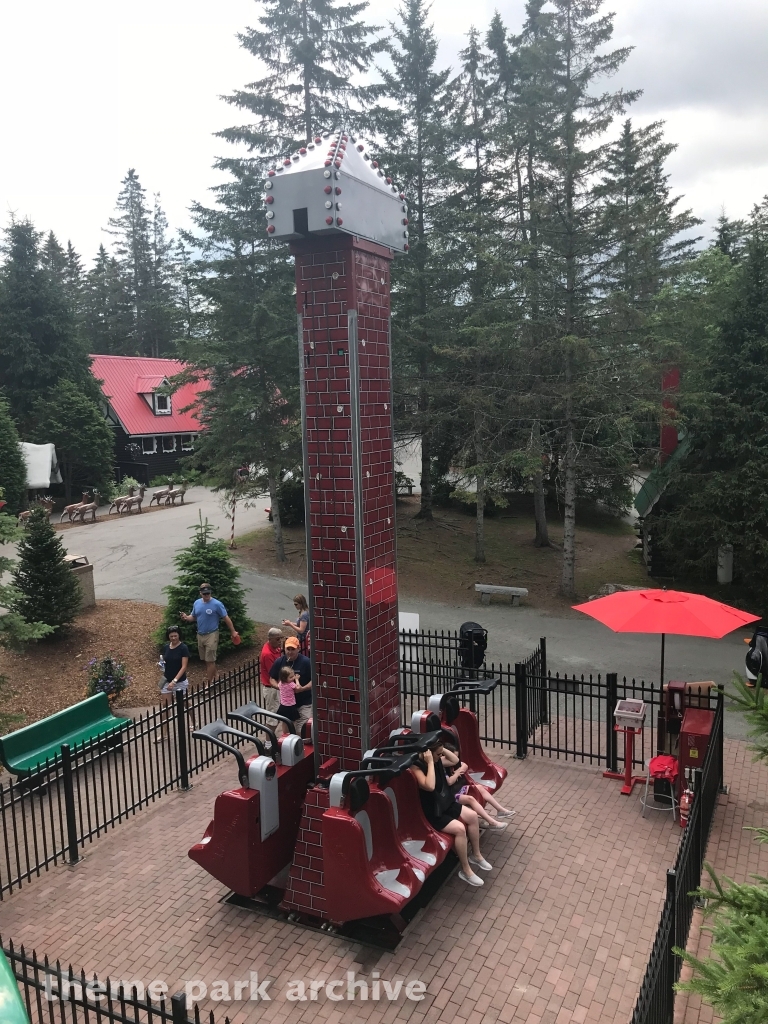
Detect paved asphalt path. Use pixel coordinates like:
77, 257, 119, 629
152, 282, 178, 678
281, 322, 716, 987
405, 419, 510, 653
7, 487, 752, 740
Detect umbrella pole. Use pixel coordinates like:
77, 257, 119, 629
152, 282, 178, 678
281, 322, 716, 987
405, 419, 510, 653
660, 633, 665, 686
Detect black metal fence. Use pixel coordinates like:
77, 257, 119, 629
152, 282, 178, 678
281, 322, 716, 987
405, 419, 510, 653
400, 632, 718, 769
630, 691, 724, 1024
2, 938, 226, 1024
0, 660, 266, 899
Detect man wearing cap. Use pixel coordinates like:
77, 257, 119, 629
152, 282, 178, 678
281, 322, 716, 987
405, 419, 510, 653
180, 583, 239, 683
269, 636, 312, 726
260, 628, 284, 712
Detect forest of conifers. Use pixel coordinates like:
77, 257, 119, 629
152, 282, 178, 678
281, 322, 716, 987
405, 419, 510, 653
1, 0, 768, 603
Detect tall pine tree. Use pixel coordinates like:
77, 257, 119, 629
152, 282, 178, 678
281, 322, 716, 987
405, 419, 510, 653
0, 220, 94, 428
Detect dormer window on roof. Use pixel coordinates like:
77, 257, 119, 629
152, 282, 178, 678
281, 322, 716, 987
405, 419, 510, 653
135, 375, 172, 416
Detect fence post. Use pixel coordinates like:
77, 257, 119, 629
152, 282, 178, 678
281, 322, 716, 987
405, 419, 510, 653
175, 689, 191, 791
666, 869, 677, 1020
606, 673, 618, 773
717, 689, 726, 794
60, 744, 80, 865
539, 638, 548, 725
694, 767, 705, 872
171, 990, 188, 1024
515, 663, 528, 759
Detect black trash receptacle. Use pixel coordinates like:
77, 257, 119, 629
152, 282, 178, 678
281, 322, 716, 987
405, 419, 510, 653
458, 621, 487, 672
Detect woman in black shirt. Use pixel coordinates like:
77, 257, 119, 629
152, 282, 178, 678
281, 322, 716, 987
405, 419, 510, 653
410, 742, 488, 887
160, 626, 190, 694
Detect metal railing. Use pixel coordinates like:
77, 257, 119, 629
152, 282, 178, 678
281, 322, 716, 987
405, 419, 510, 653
630, 691, 724, 1024
0, 660, 266, 899
2, 937, 226, 1024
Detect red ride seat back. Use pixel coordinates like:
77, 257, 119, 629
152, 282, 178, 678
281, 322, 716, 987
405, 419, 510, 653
374, 770, 452, 872
189, 747, 315, 897
322, 774, 422, 924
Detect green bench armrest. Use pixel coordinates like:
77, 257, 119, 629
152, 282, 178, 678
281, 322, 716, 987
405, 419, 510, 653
0, 694, 131, 776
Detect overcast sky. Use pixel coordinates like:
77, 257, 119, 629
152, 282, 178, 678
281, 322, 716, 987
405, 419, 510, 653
1, 0, 766, 261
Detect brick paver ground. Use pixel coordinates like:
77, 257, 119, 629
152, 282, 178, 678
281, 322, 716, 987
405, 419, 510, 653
0, 741, 752, 1024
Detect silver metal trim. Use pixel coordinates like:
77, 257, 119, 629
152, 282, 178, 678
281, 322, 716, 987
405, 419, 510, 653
298, 311, 320, 779
348, 308, 371, 754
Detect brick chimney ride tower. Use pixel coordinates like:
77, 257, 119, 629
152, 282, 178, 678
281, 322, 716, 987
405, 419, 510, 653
266, 131, 409, 773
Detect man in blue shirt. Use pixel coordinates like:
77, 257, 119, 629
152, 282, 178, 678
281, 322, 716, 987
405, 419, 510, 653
180, 582, 239, 682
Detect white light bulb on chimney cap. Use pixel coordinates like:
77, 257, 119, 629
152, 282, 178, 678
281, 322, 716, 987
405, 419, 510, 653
325, 201, 332, 208
323, 170, 331, 178
266, 211, 275, 219
265, 180, 272, 190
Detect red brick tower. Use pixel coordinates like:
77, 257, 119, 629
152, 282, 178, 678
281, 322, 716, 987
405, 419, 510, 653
266, 131, 409, 772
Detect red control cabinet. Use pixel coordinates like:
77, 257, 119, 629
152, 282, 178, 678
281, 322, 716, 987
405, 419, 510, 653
678, 708, 714, 793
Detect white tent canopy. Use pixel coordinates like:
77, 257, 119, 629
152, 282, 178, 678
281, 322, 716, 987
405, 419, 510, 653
20, 443, 62, 489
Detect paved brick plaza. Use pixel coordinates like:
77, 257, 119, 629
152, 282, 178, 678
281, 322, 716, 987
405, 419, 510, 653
1, 740, 760, 1024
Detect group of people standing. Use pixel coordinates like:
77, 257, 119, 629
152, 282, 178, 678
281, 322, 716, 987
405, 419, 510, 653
259, 594, 312, 731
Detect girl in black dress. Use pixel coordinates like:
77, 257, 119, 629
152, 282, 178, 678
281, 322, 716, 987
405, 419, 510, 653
410, 742, 488, 887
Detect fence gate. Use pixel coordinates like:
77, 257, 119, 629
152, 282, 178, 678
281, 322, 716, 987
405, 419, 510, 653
514, 638, 548, 758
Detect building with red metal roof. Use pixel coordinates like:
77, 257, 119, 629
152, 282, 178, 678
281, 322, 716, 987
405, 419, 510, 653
90, 355, 209, 483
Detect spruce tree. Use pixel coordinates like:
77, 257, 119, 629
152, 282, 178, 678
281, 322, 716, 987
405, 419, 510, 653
0, 220, 94, 428
220, 0, 383, 158
32, 379, 115, 500
654, 201, 768, 603
158, 515, 255, 656
373, 0, 461, 520
12, 506, 81, 632
0, 505, 53, 649
83, 244, 132, 354
178, 164, 298, 562
0, 396, 27, 515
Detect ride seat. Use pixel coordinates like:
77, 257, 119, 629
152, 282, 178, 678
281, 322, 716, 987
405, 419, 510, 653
322, 774, 422, 923
428, 694, 508, 792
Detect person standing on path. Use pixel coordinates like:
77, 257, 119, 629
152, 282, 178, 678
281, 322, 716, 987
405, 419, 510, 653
269, 636, 312, 727
282, 594, 310, 655
260, 627, 284, 712
180, 582, 239, 683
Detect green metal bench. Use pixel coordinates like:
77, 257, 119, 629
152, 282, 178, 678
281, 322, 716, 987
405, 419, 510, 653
0, 948, 29, 1024
0, 694, 130, 778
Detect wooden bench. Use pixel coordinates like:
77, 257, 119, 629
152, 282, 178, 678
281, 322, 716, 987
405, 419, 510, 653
475, 584, 529, 607
0, 694, 130, 779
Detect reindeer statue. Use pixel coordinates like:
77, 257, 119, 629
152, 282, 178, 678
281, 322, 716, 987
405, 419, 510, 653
149, 478, 174, 507
18, 496, 54, 527
60, 492, 90, 523
109, 485, 135, 515
120, 484, 146, 515
71, 490, 100, 524
165, 479, 187, 506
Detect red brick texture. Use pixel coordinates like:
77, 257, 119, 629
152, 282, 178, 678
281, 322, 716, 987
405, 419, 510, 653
294, 234, 400, 770
280, 784, 329, 917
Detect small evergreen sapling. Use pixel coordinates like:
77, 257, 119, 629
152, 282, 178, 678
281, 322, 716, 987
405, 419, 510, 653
0, 499, 54, 648
12, 506, 81, 632
157, 514, 254, 657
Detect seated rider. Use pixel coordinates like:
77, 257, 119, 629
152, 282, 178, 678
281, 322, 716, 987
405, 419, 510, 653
439, 739, 514, 828
409, 734, 491, 887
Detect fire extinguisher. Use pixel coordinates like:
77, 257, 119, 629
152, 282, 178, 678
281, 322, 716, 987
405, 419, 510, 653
679, 768, 693, 828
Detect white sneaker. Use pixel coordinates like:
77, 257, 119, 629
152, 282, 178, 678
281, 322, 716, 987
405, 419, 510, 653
469, 855, 493, 871
458, 870, 484, 887
488, 820, 508, 830
497, 810, 516, 818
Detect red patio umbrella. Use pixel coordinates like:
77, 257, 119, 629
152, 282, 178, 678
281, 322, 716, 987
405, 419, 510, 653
573, 588, 760, 684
